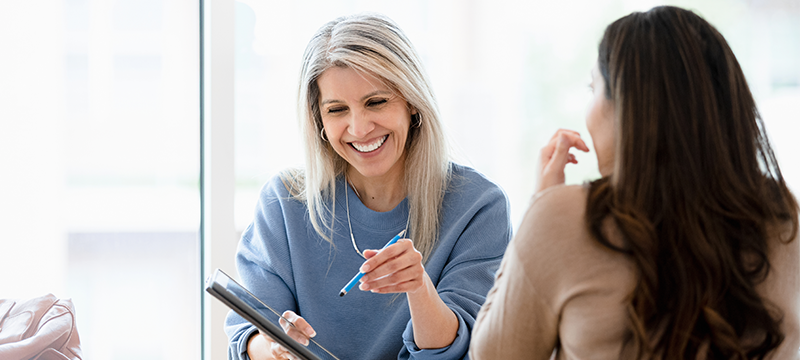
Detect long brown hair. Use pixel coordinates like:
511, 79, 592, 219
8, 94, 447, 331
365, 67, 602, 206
586, 6, 799, 359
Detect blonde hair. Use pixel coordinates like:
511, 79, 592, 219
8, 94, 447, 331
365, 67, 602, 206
282, 13, 450, 263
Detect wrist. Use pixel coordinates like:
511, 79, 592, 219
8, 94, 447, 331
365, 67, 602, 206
406, 271, 433, 298
407, 273, 458, 349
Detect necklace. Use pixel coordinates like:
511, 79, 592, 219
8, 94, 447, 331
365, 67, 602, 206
345, 175, 410, 259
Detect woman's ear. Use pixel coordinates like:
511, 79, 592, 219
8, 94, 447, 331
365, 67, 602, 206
407, 102, 418, 115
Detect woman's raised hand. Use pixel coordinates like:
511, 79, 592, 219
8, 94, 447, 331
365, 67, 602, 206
359, 238, 425, 294
535, 129, 590, 194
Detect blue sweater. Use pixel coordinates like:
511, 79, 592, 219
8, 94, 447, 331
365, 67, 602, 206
224, 164, 512, 360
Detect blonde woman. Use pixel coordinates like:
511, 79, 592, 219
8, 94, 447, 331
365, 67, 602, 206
225, 14, 512, 360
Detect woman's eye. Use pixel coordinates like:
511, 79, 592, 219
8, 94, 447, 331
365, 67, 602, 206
328, 107, 346, 113
367, 98, 387, 107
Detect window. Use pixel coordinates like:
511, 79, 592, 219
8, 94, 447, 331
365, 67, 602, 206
231, 0, 800, 229
0, 1, 200, 359
1, 1, 796, 359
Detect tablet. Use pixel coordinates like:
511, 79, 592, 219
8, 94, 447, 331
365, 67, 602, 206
205, 269, 326, 360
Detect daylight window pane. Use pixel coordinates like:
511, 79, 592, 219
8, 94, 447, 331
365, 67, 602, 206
232, 0, 800, 229
0, 1, 200, 359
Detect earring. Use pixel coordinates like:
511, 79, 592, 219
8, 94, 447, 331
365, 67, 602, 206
320, 127, 328, 142
413, 113, 422, 128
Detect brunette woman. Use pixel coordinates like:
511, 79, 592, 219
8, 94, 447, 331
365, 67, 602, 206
471, 6, 799, 359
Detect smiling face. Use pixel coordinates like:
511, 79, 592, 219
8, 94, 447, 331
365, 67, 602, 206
318, 66, 414, 183
587, 62, 616, 177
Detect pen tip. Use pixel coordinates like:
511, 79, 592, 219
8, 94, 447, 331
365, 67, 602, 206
398, 230, 406, 237
339, 291, 346, 297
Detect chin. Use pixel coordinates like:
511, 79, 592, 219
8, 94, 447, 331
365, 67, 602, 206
352, 166, 392, 179
597, 162, 614, 177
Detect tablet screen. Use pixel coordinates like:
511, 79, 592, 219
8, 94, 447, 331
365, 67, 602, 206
206, 269, 337, 360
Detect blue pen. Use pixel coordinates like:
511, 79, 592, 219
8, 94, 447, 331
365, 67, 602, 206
339, 230, 406, 297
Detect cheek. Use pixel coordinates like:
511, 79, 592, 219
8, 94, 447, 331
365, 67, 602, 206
388, 108, 412, 144
586, 100, 604, 137
586, 98, 615, 156
399, 122, 414, 150
587, 92, 613, 132
395, 119, 410, 140
321, 118, 347, 154
321, 117, 342, 140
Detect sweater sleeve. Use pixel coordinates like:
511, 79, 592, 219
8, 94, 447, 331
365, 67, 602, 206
469, 186, 572, 360
469, 237, 560, 359
402, 178, 513, 359
224, 178, 300, 360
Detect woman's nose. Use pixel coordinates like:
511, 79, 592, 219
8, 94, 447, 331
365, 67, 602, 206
348, 110, 375, 138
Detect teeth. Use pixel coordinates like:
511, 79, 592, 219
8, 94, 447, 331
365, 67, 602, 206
351, 135, 388, 153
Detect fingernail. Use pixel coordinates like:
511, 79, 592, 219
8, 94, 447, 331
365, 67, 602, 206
360, 264, 370, 272
309, 329, 317, 337
360, 283, 369, 290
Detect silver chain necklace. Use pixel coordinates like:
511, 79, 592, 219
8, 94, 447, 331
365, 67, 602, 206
345, 174, 410, 259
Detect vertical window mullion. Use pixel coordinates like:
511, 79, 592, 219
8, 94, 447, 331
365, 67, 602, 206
201, 0, 237, 359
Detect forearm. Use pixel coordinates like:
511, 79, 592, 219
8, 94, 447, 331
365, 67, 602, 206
406, 272, 459, 349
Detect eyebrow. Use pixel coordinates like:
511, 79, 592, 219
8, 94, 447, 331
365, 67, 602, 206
320, 90, 394, 106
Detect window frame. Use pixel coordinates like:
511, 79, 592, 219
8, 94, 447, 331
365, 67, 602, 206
200, 0, 237, 359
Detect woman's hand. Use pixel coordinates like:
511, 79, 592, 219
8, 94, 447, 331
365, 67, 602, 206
359, 238, 425, 294
267, 338, 301, 360
359, 238, 457, 349
246, 311, 315, 360
535, 129, 589, 194
278, 311, 316, 346
247, 331, 296, 360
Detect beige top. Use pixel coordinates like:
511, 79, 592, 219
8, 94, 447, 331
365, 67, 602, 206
470, 184, 800, 360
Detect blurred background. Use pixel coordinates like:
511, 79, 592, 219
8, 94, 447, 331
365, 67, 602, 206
0, 0, 797, 359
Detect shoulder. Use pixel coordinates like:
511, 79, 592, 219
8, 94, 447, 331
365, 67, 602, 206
754, 222, 800, 357
446, 163, 508, 205
762, 220, 800, 305
761, 220, 799, 294
510, 184, 635, 305
511, 184, 595, 268
517, 184, 589, 241
252, 169, 307, 214
448, 162, 499, 189
243, 170, 311, 243
259, 168, 304, 199
529, 183, 589, 217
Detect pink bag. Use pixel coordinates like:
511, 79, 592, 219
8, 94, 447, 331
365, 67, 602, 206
0, 293, 82, 360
